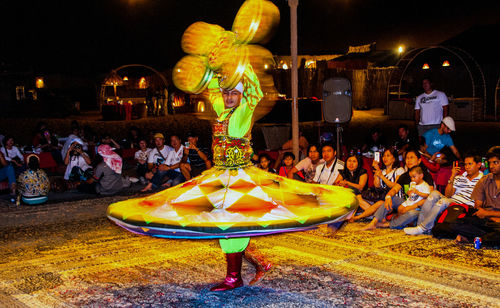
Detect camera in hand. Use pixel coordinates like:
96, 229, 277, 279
74, 144, 82, 150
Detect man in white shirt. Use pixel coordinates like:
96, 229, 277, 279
414, 78, 449, 136
163, 135, 185, 186
404, 154, 483, 235
142, 133, 174, 192
288, 144, 324, 183
313, 143, 344, 185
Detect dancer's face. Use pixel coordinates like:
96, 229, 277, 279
222, 89, 242, 108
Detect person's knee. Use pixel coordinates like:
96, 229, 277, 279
428, 190, 442, 201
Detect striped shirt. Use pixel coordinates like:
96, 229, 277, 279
451, 171, 483, 206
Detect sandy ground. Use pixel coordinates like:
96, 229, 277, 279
0, 195, 499, 307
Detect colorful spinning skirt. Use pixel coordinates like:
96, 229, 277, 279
107, 166, 358, 239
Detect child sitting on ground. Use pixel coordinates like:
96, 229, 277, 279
379, 166, 431, 229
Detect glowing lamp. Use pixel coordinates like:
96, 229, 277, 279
35, 77, 44, 89
139, 77, 147, 89
282, 63, 288, 70
123, 76, 128, 81
442, 60, 450, 67
397, 45, 405, 54
232, 0, 280, 44
305, 60, 316, 68
197, 101, 206, 113
422, 63, 430, 70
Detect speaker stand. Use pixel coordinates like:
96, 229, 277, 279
336, 124, 341, 158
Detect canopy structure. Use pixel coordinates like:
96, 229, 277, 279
99, 64, 170, 119
386, 46, 487, 121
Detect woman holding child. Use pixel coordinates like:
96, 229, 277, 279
363, 149, 434, 230
352, 148, 405, 221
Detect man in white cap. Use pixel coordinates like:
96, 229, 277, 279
422, 116, 461, 160
415, 78, 449, 136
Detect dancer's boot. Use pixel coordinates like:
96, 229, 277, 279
244, 246, 272, 285
210, 252, 244, 291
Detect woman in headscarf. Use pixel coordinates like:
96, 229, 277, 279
92, 144, 131, 195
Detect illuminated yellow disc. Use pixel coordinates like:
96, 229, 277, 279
181, 22, 226, 56
172, 55, 214, 94
207, 31, 237, 71
232, 0, 280, 44
218, 45, 249, 90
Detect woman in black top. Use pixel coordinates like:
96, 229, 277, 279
336, 154, 367, 203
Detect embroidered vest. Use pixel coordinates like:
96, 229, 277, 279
212, 108, 253, 169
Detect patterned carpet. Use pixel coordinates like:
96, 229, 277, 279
0, 197, 499, 307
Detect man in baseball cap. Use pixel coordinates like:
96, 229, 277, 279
153, 133, 164, 140
422, 116, 461, 160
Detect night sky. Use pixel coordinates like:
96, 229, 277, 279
2, 0, 499, 75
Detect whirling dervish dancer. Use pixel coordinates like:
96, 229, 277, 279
107, 0, 357, 292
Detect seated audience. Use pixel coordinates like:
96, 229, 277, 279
337, 154, 367, 193
64, 139, 93, 182
433, 146, 500, 247
135, 138, 152, 183
288, 144, 323, 182
98, 133, 121, 150
363, 149, 434, 230
394, 124, 414, 159
0, 150, 16, 196
361, 126, 387, 153
39, 128, 63, 164
278, 152, 303, 180
17, 154, 50, 205
180, 132, 211, 181
404, 153, 483, 235
142, 133, 173, 192
61, 121, 88, 158
422, 116, 460, 160
80, 144, 131, 195
430, 146, 458, 193
353, 148, 405, 221
1, 135, 25, 175
313, 143, 344, 185
162, 135, 185, 187
122, 126, 142, 149
336, 154, 367, 207
257, 153, 276, 173
32, 121, 48, 147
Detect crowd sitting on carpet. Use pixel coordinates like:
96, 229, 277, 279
0, 117, 498, 247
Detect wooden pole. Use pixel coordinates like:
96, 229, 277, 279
288, 0, 299, 163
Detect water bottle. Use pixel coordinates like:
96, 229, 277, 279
483, 159, 489, 175
474, 237, 482, 249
